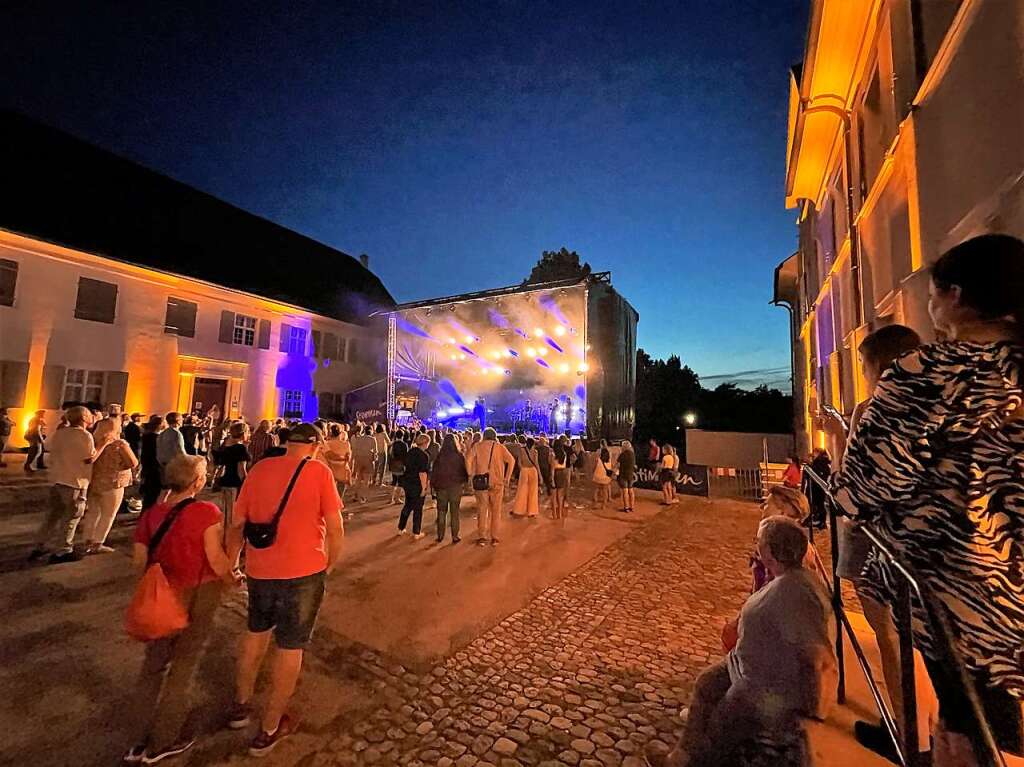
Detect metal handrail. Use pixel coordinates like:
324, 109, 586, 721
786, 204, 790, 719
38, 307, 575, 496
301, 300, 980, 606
802, 465, 1008, 767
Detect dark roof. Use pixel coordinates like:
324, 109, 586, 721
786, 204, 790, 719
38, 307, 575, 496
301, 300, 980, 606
0, 110, 394, 323
386, 272, 613, 313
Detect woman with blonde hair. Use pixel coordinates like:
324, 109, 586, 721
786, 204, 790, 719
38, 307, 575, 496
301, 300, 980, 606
659, 444, 679, 505
324, 423, 353, 502
123, 454, 238, 764
82, 417, 138, 554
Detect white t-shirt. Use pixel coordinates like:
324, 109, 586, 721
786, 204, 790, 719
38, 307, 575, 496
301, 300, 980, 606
49, 426, 95, 489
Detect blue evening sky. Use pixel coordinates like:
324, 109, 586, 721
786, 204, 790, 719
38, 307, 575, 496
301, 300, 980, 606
2, 1, 807, 389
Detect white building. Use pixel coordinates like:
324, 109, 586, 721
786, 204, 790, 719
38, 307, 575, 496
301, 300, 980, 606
0, 112, 392, 443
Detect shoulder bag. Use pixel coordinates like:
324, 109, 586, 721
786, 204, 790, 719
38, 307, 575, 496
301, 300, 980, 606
472, 443, 496, 491
124, 497, 194, 641
243, 457, 309, 549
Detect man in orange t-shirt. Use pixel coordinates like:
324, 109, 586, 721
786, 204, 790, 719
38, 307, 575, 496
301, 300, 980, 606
225, 423, 344, 757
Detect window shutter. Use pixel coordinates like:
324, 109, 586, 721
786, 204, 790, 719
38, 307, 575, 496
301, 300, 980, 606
0, 360, 30, 407
74, 278, 118, 323
323, 332, 337, 361
104, 370, 129, 407
219, 310, 235, 343
318, 391, 333, 418
0, 259, 18, 306
348, 338, 358, 365
312, 330, 322, 358
279, 323, 291, 353
258, 319, 272, 350
164, 298, 198, 337
39, 365, 67, 409
338, 337, 348, 362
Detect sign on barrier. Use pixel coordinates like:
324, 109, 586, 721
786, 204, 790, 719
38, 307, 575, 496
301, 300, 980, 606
633, 463, 709, 497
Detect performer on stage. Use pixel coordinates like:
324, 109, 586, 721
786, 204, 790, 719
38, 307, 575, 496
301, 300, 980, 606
473, 398, 487, 430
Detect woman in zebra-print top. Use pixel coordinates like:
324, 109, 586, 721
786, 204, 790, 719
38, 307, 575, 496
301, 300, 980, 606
833, 234, 1024, 759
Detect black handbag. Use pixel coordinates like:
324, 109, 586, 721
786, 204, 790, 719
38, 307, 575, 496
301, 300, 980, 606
472, 443, 496, 491
243, 458, 309, 549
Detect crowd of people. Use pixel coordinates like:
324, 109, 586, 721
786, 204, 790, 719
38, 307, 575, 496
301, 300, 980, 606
16, 234, 1022, 767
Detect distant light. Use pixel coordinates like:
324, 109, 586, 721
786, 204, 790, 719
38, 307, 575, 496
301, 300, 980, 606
481, 367, 489, 375
585, 344, 592, 351
465, 335, 475, 344
491, 351, 501, 359
578, 363, 589, 372
534, 327, 544, 337
502, 350, 512, 358
559, 363, 570, 373
538, 347, 549, 356
684, 412, 697, 426
554, 326, 566, 337
459, 354, 466, 360
447, 337, 456, 344
450, 354, 457, 360
526, 347, 536, 357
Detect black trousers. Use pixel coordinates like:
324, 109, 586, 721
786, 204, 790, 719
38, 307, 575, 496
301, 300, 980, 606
398, 489, 425, 535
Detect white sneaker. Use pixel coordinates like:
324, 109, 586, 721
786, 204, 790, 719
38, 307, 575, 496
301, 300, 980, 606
413, 533, 425, 540
398, 529, 407, 535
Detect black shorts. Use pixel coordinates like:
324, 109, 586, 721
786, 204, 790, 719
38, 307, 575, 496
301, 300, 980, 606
659, 469, 676, 484
247, 570, 326, 650
618, 474, 635, 489
553, 468, 569, 490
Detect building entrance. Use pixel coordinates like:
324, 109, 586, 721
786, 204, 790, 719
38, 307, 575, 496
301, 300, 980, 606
191, 377, 228, 420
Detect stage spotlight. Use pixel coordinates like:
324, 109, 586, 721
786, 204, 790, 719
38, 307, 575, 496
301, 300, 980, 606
526, 347, 536, 357
578, 362, 589, 372
447, 336, 456, 344
554, 326, 566, 337
465, 335, 474, 343
450, 354, 457, 360
538, 347, 549, 356
559, 363, 570, 373
502, 350, 512, 358
459, 354, 466, 360
533, 327, 544, 337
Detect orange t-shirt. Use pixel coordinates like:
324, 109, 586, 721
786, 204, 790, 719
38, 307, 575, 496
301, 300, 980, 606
234, 455, 343, 580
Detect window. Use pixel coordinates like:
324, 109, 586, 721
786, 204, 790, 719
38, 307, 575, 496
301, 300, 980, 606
164, 297, 197, 337
74, 277, 118, 323
63, 369, 105, 405
312, 330, 322, 358
288, 326, 307, 355
282, 389, 303, 418
233, 314, 257, 346
0, 259, 17, 306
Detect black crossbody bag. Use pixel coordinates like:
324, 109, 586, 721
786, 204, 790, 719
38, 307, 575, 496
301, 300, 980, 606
472, 443, 496, 491
243, 458, 309, 549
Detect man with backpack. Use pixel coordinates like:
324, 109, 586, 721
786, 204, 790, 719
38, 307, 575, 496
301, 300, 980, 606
225, 423, 344, 757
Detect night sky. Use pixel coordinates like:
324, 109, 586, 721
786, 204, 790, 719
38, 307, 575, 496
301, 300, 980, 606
2, 1, 807, 390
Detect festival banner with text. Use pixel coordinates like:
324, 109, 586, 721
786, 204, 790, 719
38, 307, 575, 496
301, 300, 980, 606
633, 464, 709, 497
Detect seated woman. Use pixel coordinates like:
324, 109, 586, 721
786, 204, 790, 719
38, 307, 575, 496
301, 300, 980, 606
646, 516, 838, 767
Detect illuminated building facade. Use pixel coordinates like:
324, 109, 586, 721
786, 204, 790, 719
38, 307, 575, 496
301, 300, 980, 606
773, 0, 1024, 456
0, 113, 392, 443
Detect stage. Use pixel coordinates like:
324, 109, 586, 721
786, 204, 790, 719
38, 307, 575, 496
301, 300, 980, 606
372, 273, 638, 440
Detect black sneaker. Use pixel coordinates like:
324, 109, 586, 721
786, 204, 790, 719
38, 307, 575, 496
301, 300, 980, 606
28, 546, 47, 562
226, 701, 253, 730
853, 720, 901, 765
249, 714, 296, 757
122, 744, 146, 764
48, 550, 83, 565
141, 739, 195, 764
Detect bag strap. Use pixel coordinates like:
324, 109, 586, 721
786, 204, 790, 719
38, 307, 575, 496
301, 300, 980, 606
267, 457, 310, 528
147, 496, 196, 561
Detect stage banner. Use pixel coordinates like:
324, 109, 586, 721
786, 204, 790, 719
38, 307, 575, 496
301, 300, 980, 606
633, 463, 709, 497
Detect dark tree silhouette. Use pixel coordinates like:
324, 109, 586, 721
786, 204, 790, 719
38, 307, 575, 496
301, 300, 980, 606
633, 348, 793, 458
523, 247, 592, 285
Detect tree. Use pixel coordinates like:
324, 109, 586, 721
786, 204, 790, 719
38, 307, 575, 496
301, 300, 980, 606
633, 349, 793, 457
523, 247, 592, 285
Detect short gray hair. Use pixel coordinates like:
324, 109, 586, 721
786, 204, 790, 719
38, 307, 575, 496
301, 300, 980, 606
758, 515, 809, 570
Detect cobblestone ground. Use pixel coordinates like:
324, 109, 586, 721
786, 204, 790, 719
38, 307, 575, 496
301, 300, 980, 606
211, 501, 758, 767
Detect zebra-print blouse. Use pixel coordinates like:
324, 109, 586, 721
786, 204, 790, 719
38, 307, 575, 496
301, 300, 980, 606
833, 340, 1024, 693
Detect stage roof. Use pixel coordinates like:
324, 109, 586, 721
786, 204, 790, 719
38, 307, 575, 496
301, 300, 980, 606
381, 272, 613, 314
